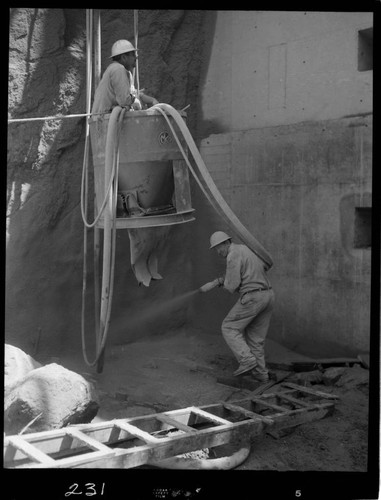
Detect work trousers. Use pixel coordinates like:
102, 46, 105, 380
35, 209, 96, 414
221, 289, 274, 376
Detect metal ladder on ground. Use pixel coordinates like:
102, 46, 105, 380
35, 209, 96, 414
4, 382, 339, 469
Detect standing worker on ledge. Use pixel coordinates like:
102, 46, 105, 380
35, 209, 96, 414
92, 39, 159, 115
200, 231, 274, 383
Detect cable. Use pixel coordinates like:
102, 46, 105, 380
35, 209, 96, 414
8, 111, 109, 124
134, 10, 140, 97
93, 9, 102, 357
81, 9, 96, 367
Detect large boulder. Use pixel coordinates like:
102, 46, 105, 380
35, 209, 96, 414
4, 363, 99, 435
4, 344, 42, 393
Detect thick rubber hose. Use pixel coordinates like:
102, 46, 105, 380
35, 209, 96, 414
97, 107, 125, 372
81, 107, 124, 368
152, 103, 273, 270
149, 444, 250, 470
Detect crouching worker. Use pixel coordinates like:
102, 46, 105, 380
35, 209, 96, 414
200, 231, 274, 382
92, 39, 159, 115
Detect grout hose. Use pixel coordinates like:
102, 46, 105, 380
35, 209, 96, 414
149, 444, 251, 470
81, 106, 125, 368
151, 103, 274, 270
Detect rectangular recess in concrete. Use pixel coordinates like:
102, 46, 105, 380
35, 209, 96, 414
358, 28, 373, 71
353, 207, 372, 248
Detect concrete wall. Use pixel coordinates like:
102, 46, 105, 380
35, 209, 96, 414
193, 11, 373, 356
201, 11, 372, 131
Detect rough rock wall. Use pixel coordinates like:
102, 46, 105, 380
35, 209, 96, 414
7, 9, 209, 358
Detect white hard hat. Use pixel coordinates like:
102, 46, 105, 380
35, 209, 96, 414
110, 39, 137, 58
209, 231, 231, 249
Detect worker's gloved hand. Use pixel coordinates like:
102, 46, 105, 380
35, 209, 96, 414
199, 279, 220, 293
132, 99, 142, 111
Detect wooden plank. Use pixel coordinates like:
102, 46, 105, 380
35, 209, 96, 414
250, 397, 288, 413
222, 403, 273, 425
255, 388, 298, 399
267, 403, 334, 429
247, 372, 290, 397
190, 407, 232, 426
281, 382, 340, 400
291, 357, 361, 373
293, 357, 360, 366
64, 428, 112, 453
7, 436, 56, 465
217, 376, 261, 391
19, 449, 116, 469
276, 393, 311, 408
113, 421, 161, 444
155, 414, 197, 433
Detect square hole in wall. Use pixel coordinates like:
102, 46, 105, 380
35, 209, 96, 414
353, 207, 372, 248
358, 28, 373, 71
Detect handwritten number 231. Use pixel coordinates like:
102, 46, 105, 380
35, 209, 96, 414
65, 483, 105, 496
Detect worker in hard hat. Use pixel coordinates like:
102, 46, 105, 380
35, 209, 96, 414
200, 231, 274, 382
92, 39, 159, 115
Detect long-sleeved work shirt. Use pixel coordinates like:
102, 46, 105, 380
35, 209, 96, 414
91, 62, 135, 114
223, 243, 271, 295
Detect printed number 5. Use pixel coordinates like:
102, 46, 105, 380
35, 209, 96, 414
295, 490, 301, 497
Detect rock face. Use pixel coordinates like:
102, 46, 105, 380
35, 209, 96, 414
4, 344, 42, 393
7, 9, 209, 357
4, 363, 99, 435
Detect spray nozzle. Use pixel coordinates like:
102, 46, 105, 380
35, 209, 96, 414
199, 279, 220, 293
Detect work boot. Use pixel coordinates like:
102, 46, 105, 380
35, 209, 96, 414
233, 360, 257, 377
248, 369, 269, 383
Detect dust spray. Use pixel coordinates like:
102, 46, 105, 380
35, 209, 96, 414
121, 289, 199, 333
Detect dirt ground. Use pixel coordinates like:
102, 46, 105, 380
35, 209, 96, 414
61, 326, 371, 475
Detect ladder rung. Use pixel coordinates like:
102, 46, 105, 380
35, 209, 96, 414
190, 407, 232, 426
7, 436, 56, 465
114, 421, 161, 444
281, 382, 340, 399
276, 393, 311, 408
222, 403, 273, 424
250, 397, 288, 413
64, 428, 112, 453
155, 414, 197, 433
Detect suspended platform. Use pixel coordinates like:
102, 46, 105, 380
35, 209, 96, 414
88, 108, 195, 230
4, 383, 338, 469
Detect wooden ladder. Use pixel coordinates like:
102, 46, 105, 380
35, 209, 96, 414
4, 382, 339, 469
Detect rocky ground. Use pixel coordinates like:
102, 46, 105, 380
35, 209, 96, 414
6, 327, 376, 499
59, 327, 371, 472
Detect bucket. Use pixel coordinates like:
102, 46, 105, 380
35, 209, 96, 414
89, 109, 188, 216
